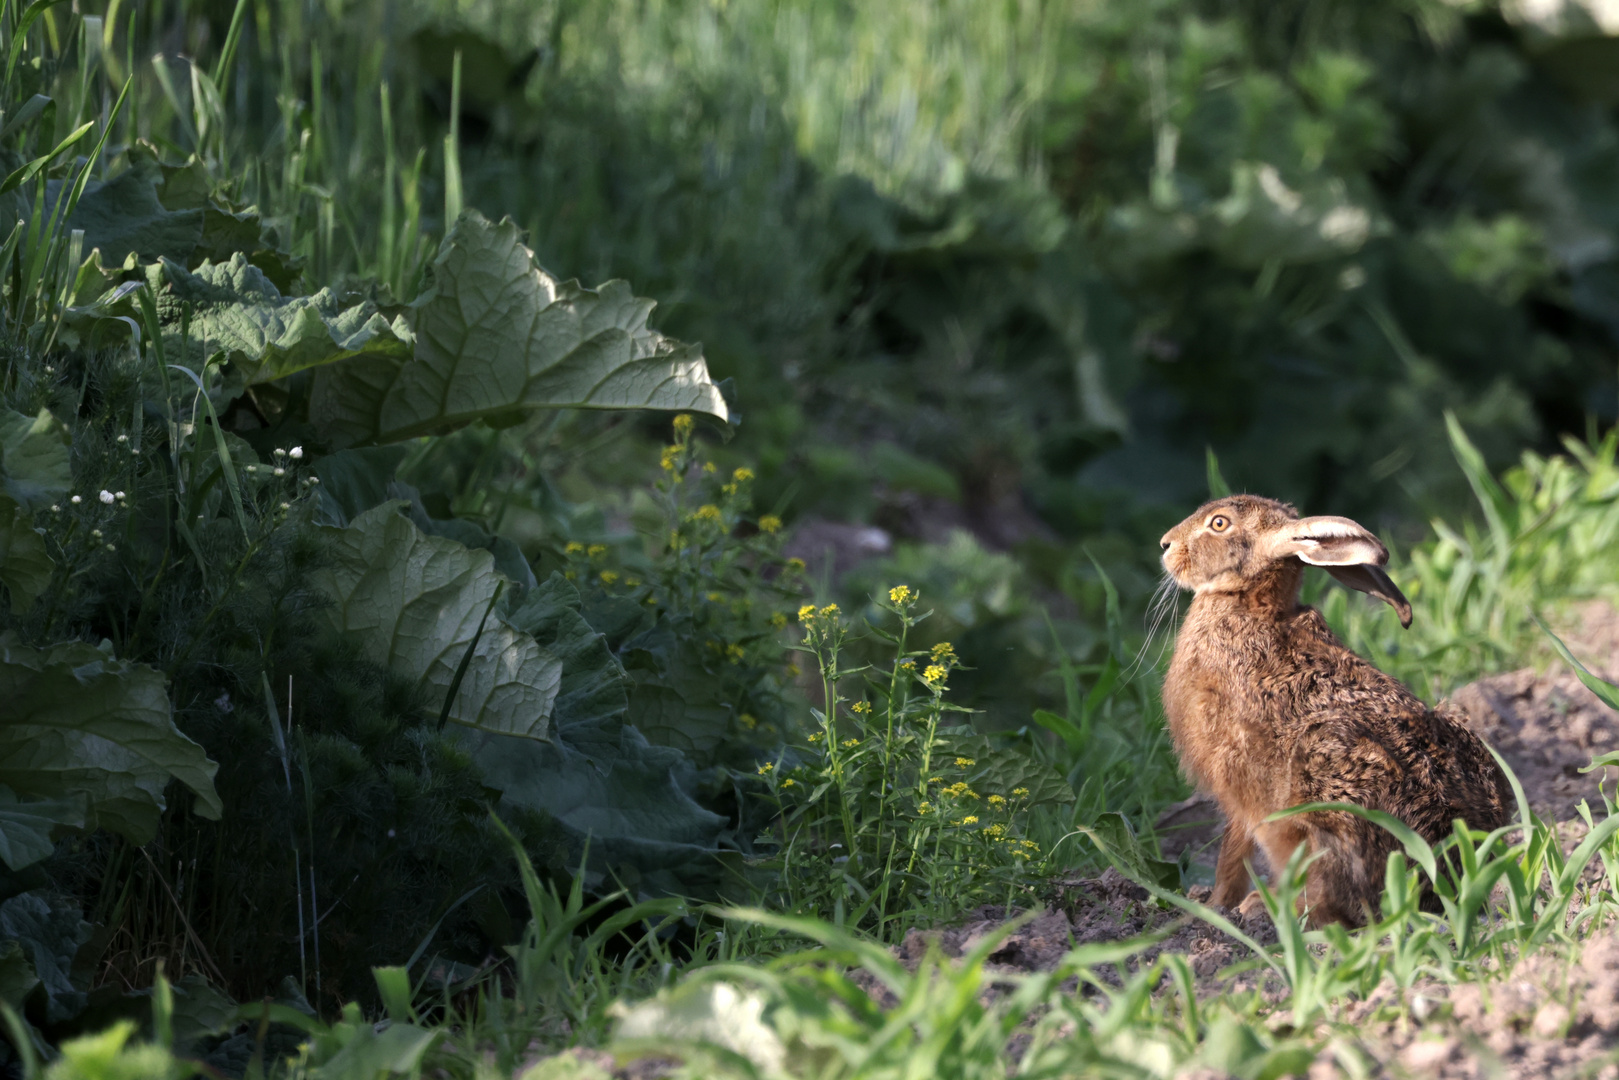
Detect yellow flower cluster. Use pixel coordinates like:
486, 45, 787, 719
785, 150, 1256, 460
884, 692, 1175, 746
691, 504, 723, 524
984, 823, 1007, 839
732, 467, 754, 483
565, 541, 585, 555
740, 714, 758, 729
1012, 787, 1030, 799
599, 571, 619, 585
888, 584, 913, 606
960, 815, 980, 826
785, 557, 805, 572
704, 462, 718, 474
660, 446, 681, 474
987, 794, 1007, 808
770, 612, 788, 629
930, 641, 956, 662
850, 701, 871, 715
841, 738, 859, 748
673, 414, 695, 435
757, 762, 774, 775
759, 514, 783, 534
588, 544, 607, 560
781, 778, 796, 788
726, 643, 747, 663
944, 782, 979, 800
807, 732, 824, 743
955, 757, 976, 768
928, 776, 943, 785
798, 603, 840, 625
918, 801, 932, 814
922, 664, 948, 687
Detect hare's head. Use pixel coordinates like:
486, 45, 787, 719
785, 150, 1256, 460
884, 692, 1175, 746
1158, 495, 1411, 627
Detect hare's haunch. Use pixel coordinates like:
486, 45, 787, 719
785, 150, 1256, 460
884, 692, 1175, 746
1159, 495, 1509, 926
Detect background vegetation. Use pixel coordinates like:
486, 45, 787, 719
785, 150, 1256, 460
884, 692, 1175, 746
1, 0, 1619, 1076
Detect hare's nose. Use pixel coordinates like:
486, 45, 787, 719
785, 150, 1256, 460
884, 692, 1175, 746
1159, 538, 1172, 551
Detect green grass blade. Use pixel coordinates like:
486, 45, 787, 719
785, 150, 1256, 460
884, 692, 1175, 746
1540, 618, 1619, 711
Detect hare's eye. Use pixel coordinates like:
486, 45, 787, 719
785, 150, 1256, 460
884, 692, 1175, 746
1209, 515, 1230, 532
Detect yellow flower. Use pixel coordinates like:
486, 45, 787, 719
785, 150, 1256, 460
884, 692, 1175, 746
660, 446, 680, 473
625, 577, 641, 587
770, 612, 788, 629
807, 732, 824, 743
565, 541, 586, 555
645, 594, 659, 605
599, 571, 619, 585
841, 737, 859, 748
930, 641, 955, 661
1012, 787, 1030, 799
781, 778, 796, 788
692, 504, 723, 524
899, 659, 915, 669
923, 664, 948, 686
888, 584, 913, 606
707, 591, 725, 603
928, 776, 943, 785
955, 758, 975, 768
987, 795, 1007, 808
757, 762, 775, 775
946, 782, 970, 797
732, 467, 754, 483
787, 663, 801, 677
961, 815, 979, 825
785, 556, 805, 572
587, 544, 608, 560
721, 483, 737, 495
703, 461, 718, 474
673, 414, 695, 436
851, 701, 871, 714
759, 514, 783, 534
918, 802, 932, 814
726, 643, 747, 663
985, 824, 1007, 839
740, 713, 758, 729
564, 569, 577, 581
1020, 840, 1039, 852
798, 604, 817, 623
819, 603, 839, 619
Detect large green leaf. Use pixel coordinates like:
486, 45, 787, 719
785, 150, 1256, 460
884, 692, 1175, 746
0, 788, 84, 872
157, 255, 412, 383
0, 637, 222, 847
310, 503, 558, 740
469, 727, 739, 897
0, 407, 70, 512
308, 211, 729, 448
465, 575, 740, 897
0, 494, 51, 613
64, 155, 203, 265
0, 890, 91, 1023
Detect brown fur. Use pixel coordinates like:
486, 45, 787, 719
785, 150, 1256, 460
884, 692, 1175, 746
1159, 495, 1510, 926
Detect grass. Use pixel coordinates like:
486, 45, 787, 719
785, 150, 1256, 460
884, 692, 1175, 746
4, 1, 1619, 1076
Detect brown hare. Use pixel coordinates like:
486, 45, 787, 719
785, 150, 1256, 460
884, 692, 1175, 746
1159, 495, 1510, 926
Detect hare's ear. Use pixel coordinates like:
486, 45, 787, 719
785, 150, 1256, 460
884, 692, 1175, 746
1272, 516, 1413, 629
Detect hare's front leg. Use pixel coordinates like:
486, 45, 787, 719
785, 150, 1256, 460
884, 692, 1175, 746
1211, 823, 1257, 908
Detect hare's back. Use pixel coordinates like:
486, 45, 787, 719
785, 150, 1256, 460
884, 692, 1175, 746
1290, 701, 1511, 840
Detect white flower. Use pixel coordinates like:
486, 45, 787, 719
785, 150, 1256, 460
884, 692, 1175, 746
105, 544, 116, 552
70, 495, 81, 505
279, 502, 290, 510
98, 490, 114, 504
115, 491, 125, 500
273, 467, 285, 477
91, 529, 102, 539
116, 434, 128, 443
289, 446, 304, 460
49, 505, 59, 513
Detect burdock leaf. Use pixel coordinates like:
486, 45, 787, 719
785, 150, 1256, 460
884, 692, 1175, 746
310, 503, 558, 739
309, 210, 728, 448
